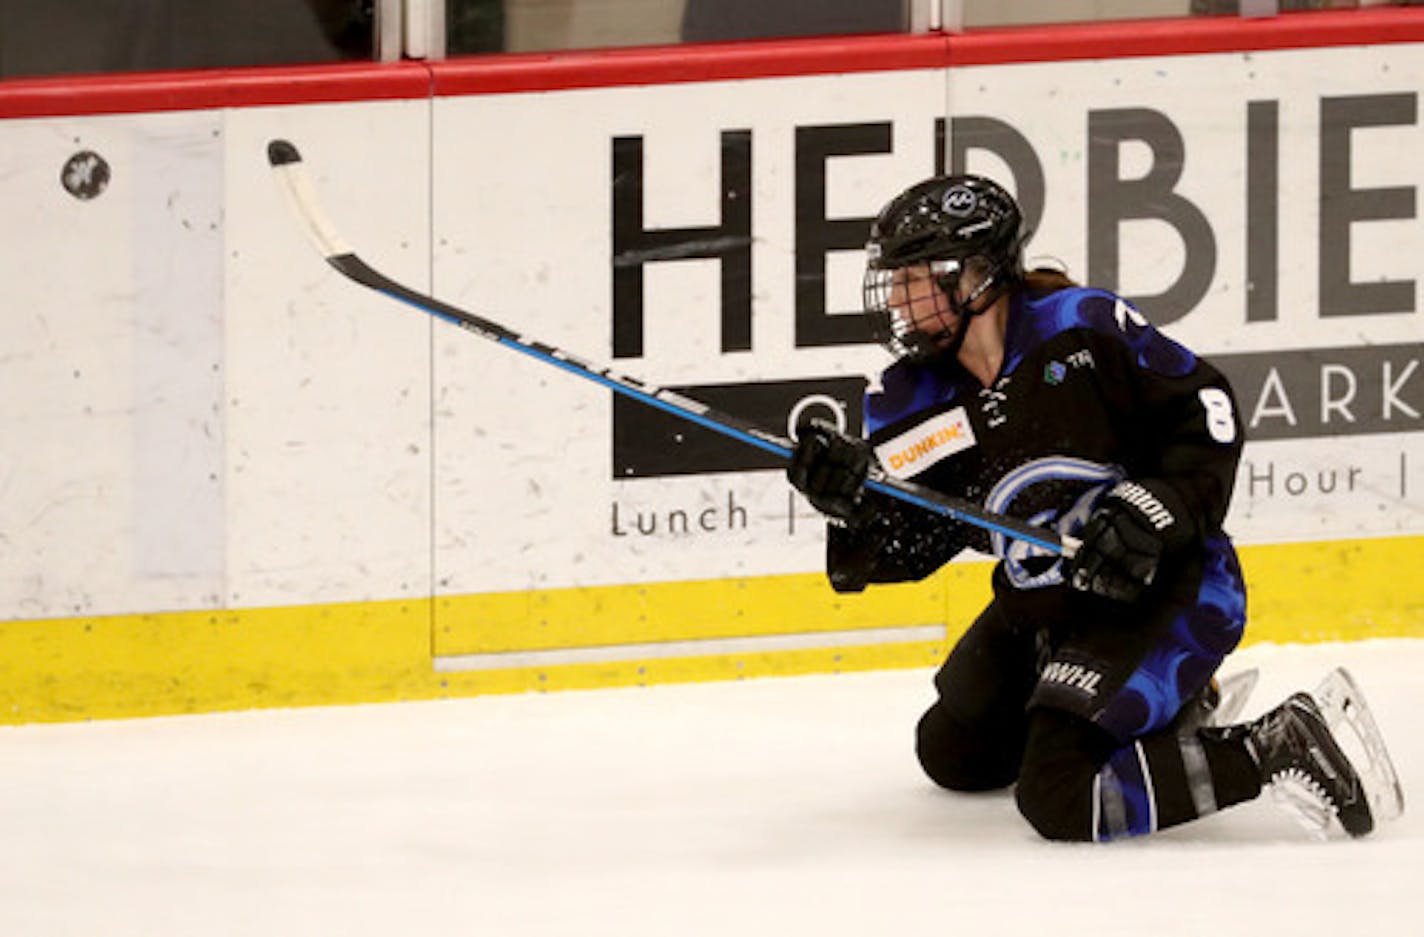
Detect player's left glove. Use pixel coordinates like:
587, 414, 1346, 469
1066, 480, 1194, 603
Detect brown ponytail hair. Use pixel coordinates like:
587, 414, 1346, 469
1021, 266, 1077, 297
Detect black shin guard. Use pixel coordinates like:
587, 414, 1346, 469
1015, 710, 1263, 842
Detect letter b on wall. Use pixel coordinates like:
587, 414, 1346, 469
1088, 108, 1216, 327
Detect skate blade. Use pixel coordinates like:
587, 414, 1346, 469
1313, 667, 1405, 824
1203, 668, 1260, 728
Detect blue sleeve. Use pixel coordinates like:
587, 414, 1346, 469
1037, 288, 1197, 379
1044, 288, 1242, 535
864, 361, 958, 437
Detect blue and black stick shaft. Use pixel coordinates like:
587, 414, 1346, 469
266, 139, 1072, 557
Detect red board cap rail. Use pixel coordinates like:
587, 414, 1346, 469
5, 7, 1424, 118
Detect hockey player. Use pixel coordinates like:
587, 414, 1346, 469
787, 174, 1397, 842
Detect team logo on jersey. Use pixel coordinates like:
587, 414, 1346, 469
873, 407, 976, 478
1043, 351, 1095, 388
984, 457, 1124, 589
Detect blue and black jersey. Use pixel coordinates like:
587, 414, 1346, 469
829, 285, 1244, 601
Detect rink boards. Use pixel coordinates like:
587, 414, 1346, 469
2, 537, 1421, 723
1, 11, 1423, 722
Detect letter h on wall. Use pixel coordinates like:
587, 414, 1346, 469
610, 132, 753, 359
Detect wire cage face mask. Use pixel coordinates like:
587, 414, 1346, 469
863, 255, 997, 364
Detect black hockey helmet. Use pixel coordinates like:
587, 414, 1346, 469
863, 174, 1027, 363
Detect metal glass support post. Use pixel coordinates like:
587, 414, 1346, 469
909, 0, 932, 32
376, 0, 403, 61
1241, 0, 1280, 16
404, 0, 448, 61
911, 0, 957, 33
940, 0, 964, 33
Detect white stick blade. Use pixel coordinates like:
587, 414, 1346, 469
266, 139, 352, 260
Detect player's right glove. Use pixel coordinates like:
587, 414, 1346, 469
787, 418, 874, 524
1065, 479, 1194, 603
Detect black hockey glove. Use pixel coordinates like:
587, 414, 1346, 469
787, 418, 874, 524
1066, 480, 1194, 603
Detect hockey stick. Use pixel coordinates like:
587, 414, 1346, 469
265, 139, 1073, 557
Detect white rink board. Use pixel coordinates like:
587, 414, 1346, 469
0, 110, 225, 618
429, 70, 947, 594
0, 102, 432, 618
951, 45, 1424, 355
221, 102, 433, 610
0, 40, 1420, 621
428, 47, 1424, 594
1230, 436, 1422, 541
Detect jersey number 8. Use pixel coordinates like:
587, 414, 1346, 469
1199, 388, 1237, 444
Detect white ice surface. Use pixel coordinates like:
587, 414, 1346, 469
1, 639, 1421, 937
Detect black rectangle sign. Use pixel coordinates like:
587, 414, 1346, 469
1214, 341, 1421, 441
612, 377, 867, 478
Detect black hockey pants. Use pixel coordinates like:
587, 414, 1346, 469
915, 599, 1261, 841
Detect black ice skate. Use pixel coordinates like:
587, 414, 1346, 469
1241, 693, 1373, 839
1312, 667, 1405, 824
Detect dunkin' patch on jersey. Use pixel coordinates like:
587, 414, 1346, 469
873, 407, 977, 478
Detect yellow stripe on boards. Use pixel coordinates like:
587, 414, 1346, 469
0, 535, 1419, 725
434, 638, 952, 698
1238, 536, 1424, 643
433, 566, 988, 655
0, 600, 435, 724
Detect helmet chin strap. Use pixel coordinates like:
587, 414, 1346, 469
921, 307, 972, 359
923, 265, 1006, 360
